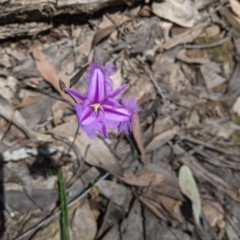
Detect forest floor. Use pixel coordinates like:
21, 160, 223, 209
1, 0, 240, 239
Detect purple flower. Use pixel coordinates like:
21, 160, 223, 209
65, 63, 139, 138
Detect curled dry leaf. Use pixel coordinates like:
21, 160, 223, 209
179, 165, 202, 226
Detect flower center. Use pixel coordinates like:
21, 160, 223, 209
90, 103, 104, 116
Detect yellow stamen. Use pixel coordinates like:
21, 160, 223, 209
90, 103, 104, 116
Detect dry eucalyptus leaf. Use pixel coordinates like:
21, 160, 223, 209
20, 94, 55, 129
99, 15, 113, 28
179, 165, 202, 226
102, 225, 120, 240
92, 25, 116, 47
144, 207, 191, 240
17, 95, 37, 109
121, 200, 144, 240
133, 113, 146, 163
232, 97, 240, 116
97, 180, 131, 211
121, 172, 164, 187
5, 188, 58, 212
71, 201, 97, 240
146, 126, 180, 152
202, 198, 224, 227
51, 101, 68, 126
229, 0, 240, 18
152, 0, 200, 28
176, 49, 209, 64
219, 7, 240, 36
156, 21, 209, 51
32, 47, 73, 104
0, 96, 36, 140
226, 221, 240, 240
49, 121, 123, 175
200, 61, 226, 89
125, 73, 154, 100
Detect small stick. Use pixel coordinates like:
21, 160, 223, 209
138, 57, 165, 101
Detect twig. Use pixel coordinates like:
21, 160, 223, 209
144, 64, 165, 101
180, 136, 240, 157
13, 172, 109, 240
138, 57, 165, 100
185, 142, 240, 170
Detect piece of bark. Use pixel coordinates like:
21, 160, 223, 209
0, 0, 141, 39
0, 0, 141, 24
0, 22, 52, 40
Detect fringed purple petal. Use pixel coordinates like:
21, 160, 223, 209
110, 84, 129, 98
102, 103, 131, 123
75, 103, 103, 138
102, 125, 108, 138
87, 63, 116, 103
66, 88, 85, 102
103, 63, 116, 76
82, 123, 103, 138
87, 64, 107, 103
122, 97, 140, 113
119, 97, 140, 134
104, 98, 122, 107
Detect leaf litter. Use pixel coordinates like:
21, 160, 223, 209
1, 1, 240, 240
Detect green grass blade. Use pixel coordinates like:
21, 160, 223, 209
58, 169, 70, 240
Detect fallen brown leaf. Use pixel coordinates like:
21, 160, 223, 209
121, 200, 144, 240
17, 95, 37, 109
32, 47, 73, 104
133, 113, 146, 163
71, 201, 97, 240
120, 172, 165, 187
202, 198, 224, 227
92, 25, 116, 47
219, 7, 240, 36
0, 96, 36, 140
